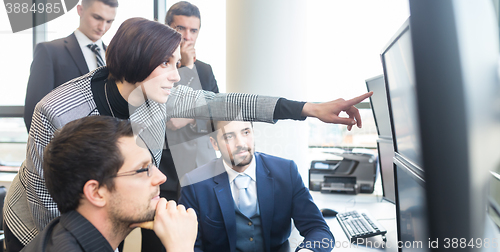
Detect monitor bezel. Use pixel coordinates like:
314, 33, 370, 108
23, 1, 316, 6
393, 154, 427, 252
376, 138, 396, 204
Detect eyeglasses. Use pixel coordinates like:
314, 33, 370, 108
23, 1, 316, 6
113, 163, 153, 178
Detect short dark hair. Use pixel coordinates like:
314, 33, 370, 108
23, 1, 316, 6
165, 1, 201, 27
82, 0, 119, 8
43, 116, 134, 213
106, 17, 182, 84
209, 120, 253, 139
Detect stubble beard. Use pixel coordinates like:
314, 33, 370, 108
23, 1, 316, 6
108, 192, 157, 237
230, 146, 254, 168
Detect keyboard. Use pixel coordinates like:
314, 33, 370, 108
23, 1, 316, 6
336, 210, 387, 243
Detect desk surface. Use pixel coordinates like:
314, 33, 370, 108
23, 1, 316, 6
289, 191, 398, 251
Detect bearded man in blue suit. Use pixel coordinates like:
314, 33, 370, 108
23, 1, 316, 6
179, 120, 334, 252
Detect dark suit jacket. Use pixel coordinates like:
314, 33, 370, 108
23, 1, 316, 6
21, 210, 114, 252
193, 60, 219, 93
23, 33, 105, 131
161, 59, 219, 193
179, 152, 334, 252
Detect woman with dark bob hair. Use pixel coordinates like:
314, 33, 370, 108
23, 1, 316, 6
4, 17, 371, 251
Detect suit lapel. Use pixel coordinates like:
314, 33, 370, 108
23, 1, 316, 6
65, 33, 89, 75
255, 153, 274, 252
213, 159, 237, 252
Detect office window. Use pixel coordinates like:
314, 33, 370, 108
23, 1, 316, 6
0, 118, 27, 166
308, 108, 377, 148
305, 0, 410, 101
0, 4, 31, 160
305, 0, 409, 148
0, 4, 32, 106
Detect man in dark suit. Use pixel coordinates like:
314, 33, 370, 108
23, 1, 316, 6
179, 120, 334, 252
141, 2, 220, 251
23, 0, 118, 131
163, 1, 219, 185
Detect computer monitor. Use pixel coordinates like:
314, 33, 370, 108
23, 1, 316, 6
394, 156, 429, 252
366, 75, 392, 139
410, 0, 500, 244
376, 138, 395, 203
381, 17, 429, 252
380, 18, 423, 169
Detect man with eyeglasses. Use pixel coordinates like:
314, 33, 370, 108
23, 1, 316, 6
20, 116, 197, 252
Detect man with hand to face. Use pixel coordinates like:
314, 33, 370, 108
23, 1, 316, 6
159, 1, 220, 197
163, 0, 219, 169
167, 1, 202, 69
144, 4, 220, 251
20, 116, 197, 252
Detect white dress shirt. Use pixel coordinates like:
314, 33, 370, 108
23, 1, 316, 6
74, 29, 105, 71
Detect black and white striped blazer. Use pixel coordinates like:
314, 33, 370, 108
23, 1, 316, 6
5, 67, 279, 245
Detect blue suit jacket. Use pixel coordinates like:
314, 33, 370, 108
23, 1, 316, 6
179, 152, 334, 252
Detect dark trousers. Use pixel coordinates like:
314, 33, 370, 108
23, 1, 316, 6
141, 190, 178, 252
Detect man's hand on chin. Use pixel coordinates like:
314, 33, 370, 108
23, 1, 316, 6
130, 198, 197, 252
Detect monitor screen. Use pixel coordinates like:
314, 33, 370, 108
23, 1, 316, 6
366, 75, 392, 139
395, 157, 429, 252
377, 138, 395, 203
381, 20, 423, 168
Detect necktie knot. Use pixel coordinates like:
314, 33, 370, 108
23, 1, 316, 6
87, 43, 100, 53
87, 43, 105, 68
234, 174, 251, 190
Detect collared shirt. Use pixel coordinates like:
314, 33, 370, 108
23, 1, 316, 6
223, 155, 258, 209
21, 210, 114, 252
74, 29, 105, 71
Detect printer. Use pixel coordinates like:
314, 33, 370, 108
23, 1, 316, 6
309, 150, 376, 194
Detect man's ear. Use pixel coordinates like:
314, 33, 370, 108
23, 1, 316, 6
210, 137, 219, 151
82, 180, 108, 208
76, 4, 84, 17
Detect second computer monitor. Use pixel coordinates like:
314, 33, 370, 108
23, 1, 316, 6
366, 75, 392, 139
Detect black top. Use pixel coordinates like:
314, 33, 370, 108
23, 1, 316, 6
273, 98, 307, 121
21, 210, 114, 252
91, 69, 130, 119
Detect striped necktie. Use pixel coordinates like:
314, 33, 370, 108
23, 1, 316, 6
87, 43, 105, 67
